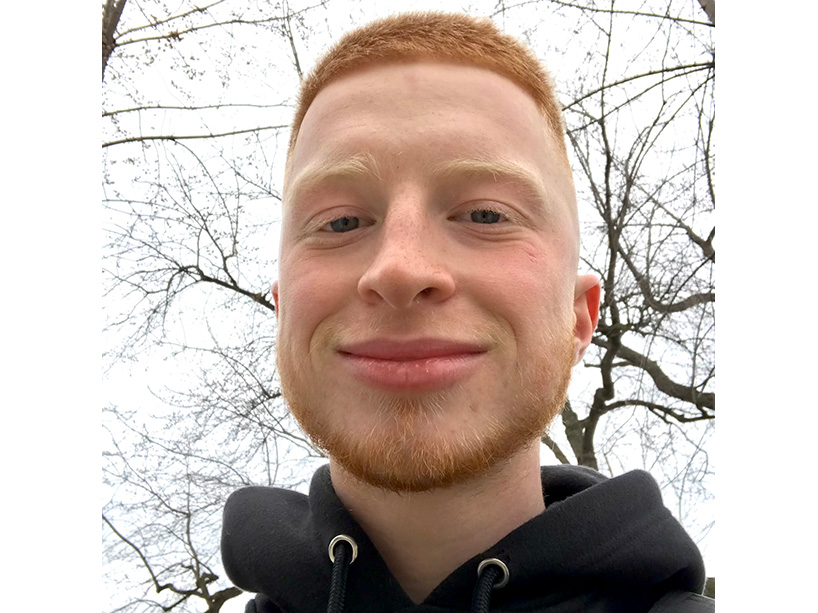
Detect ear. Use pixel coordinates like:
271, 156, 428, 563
272, 280, 280, 318
572, 274, 600, 365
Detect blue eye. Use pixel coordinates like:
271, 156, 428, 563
327, 216, 360, 232
470, 210, 502, 224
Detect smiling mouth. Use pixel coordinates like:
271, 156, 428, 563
337, 339, 488, 391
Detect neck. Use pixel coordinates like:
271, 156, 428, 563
329, 445, 545, 604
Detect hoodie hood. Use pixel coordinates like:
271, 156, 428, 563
222, 464, 705, 612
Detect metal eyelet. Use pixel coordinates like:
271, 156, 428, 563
477, 558, 510, 589
328, 534, 358, 564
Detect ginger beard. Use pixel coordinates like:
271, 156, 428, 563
276, 317, 577, 493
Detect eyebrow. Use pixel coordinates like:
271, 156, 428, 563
284, 154, 550, 210
431, 157, 549, 206
284, 152, 382, 205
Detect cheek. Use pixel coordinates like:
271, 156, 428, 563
483, 240, 574, 307
471, 246, 576, 354
278, 251, 356, 342
278, 256, 319, 342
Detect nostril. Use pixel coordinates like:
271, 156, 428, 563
357, 250, 456, 309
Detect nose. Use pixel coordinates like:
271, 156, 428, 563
357, 205, 455, 309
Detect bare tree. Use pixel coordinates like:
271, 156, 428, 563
548, 0, 716, 470
102, 2, 325, 610
102, 0, 715, 609
527, 1, 715, 562
103, 404, 291, 613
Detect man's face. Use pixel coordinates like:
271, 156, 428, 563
275, 61, 597, 491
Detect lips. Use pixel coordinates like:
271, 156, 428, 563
339, 339, 486, 360
337, 339, 488, 391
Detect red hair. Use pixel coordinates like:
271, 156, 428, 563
287, 12, 567, 161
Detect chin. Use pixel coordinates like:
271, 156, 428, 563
279, 336, 575, 493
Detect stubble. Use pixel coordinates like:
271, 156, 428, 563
276, 318, 575, 492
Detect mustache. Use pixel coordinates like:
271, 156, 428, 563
308, 309, 572, 356
314, 316, 511, 353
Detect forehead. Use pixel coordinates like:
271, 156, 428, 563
309, 60, 540, 122
294, 63, 549, 161
285, 61, 576, 221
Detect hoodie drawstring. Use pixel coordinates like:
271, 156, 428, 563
471, 558, 510, 613
326, 536, 508, 613
327, 535, 358, 613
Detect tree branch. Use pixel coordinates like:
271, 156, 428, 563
560, 399, 585, 465
541, 434, 571, 464
210, 586, 243, 611
544, 0, 713, 27
116, 17, 288, 47
563, 63, 713, 113
102, 125, 287, 148
605, 399, 713, 423
115, 0, 225, 38
617, 242, 715, 313
188, 266, 276, 313
282, 0, 304, 81
592, 335, 715, 411
102, 103, 288, 118
103, 513, 195, 598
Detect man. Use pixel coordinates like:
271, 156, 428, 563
222, 12, 713, 613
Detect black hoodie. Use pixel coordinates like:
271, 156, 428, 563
221, 464, 710, 612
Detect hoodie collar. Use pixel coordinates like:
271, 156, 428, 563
222, 464, 705, 611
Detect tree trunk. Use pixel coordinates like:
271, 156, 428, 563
102, 0, 128, 80
698, 0, 715, 25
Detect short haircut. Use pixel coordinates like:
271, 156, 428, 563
286, 12, 568, 164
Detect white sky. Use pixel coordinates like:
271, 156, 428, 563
6, 1, 818, 612
100, 1, 720, 609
